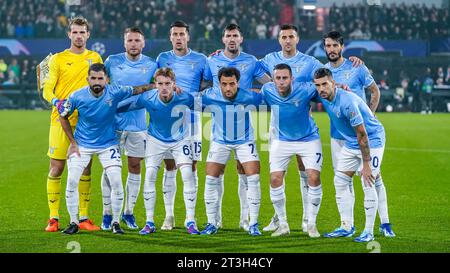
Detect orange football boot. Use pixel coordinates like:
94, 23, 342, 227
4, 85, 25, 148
78, 219, 101, 231
45, 218, 59, 232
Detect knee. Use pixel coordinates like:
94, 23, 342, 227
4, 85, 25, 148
307, 171, 321, 186
164, 159, 177, 171
270, 176, 283, 188
128, 159, 141, 174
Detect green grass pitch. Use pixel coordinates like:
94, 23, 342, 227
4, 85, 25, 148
0, 110, 449, 253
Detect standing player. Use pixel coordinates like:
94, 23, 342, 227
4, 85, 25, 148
200, 67, 263, 236
118, 68, 200, 235
58, 63, 153, 235
260, 24, 363, 233
261, 64, 323, 238
42, 17, 102, 232
314, 68, 386, 242
100, 27, 158, 230
156, 21, 208, 231
204, 23, 271, 231
321, 31, 394, 238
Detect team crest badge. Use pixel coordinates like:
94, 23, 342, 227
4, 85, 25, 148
141, 67, 147, 74
344, 71, 352, 80
106, 99, 113, 106
240, 64, 248, 72
292, 99, 300, 107
87, 59, 93, 66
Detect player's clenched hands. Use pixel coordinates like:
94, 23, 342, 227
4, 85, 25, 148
68, 143, 80, 158
361, 161, 375, 187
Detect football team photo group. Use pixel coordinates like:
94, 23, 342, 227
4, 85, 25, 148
1, 0, 449, 256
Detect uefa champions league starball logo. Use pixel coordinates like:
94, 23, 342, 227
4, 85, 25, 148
91, 42, 106, 56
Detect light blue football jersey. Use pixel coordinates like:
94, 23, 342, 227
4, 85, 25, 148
201, 87, 262, 145
204, 51, 266, 89
319, 88, 385, 150
259, 51, 324, 82
135, 91, 195, 143
156, 49, 208, 95
324, 58, 375, 139
67, 84, 134, 149
105, 53, 157, 132
261, 81, 320, 142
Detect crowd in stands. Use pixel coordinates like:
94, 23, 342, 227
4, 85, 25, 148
329, 2, 449, 40
0, 0, 294, 40
0, 57, 38, 86
2, 1, 448, 40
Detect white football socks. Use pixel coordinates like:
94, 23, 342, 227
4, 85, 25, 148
124, 172, 141, 215
143, 166, 158, 223
238, 173, 249, 221
307, 184, 322, 227
100, 170, 112, 216
205, 175, 220, 225
162, 168, 177, 218
270, 184, 287, 225
180, 165, 197, 222
375, 175, 390, 224
247, 174, 261, 226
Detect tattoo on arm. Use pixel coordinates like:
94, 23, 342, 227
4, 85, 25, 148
367, 82, 380, 113
356, 124, 371, 162
133, 83, 154, 95
256, 74, 272, 85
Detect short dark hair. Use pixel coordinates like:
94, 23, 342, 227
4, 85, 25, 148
323, 31, 344, 46
314, 68, 333, 79
170, 20, 190, 33
218, 67, 241, 82
280, 24, 298, 33
88, 63, 106, 75
68, 16, 90, 32
223, 23, 242, 37
274, 63, 292, 76
124, 26, 144, 38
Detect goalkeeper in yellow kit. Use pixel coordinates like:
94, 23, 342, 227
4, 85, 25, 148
42, 17, 102, 232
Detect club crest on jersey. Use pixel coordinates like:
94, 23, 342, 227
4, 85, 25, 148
335, 110, 341, 118
293, 66, 301, 73
344, 71, 352, 80
87, 59, 93, 66
106, 99, 113, 106
141, 67, 147, 74
240, 64, 248, 72
292, 99, 300, 107
190, 62, 196, 70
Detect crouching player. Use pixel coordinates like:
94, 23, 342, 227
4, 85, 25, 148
314, 68, 387, 242
59, 63, 153, 235
119, 67, 200, 235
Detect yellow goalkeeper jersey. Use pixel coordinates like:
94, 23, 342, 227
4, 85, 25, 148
43, 49, 103, 126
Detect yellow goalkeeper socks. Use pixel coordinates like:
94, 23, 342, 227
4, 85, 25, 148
47, 175, 61, 219
79, 175, 92, 220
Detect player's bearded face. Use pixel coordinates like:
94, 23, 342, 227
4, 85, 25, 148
223, 30, 243, 54
125, 32, 145, 57
87, 71, 107, 94
324, 38, 342, 62
220, 76, 239, 99
314, 76, 335, 100
274, 69, 292, 97
68, 25, 89, 49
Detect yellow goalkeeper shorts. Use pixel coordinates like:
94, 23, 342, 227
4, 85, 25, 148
47, 124, 75, 160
